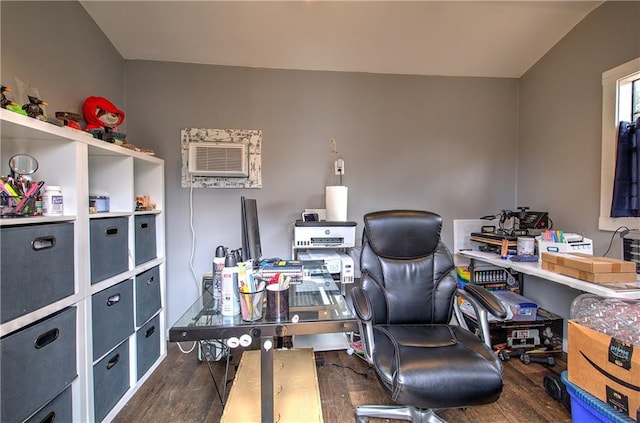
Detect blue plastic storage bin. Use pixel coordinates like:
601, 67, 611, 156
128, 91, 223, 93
561, 371, 636, 423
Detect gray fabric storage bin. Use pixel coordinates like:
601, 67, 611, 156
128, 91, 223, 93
0, 222, 74, 323
24, 384, 72, 423
1, 307, 77, 423
93, 339, 130, 423
135, 266, 161, 327
90, 217, 129, 284
92, 279, 134, 361
136, 314, 160, 380
134, 214, 157, 265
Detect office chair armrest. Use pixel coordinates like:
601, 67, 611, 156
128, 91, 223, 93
349, 286, 376, 364
455, 285, 507, 348
350, 286, 373, 322
460, 284, 507, 320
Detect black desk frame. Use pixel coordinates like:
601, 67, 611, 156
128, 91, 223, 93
170, 302, 358, 423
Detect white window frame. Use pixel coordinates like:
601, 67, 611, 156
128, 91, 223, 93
599, 57, 640, 231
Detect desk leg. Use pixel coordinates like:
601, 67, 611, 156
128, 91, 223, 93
261, 336, 274, 423
198, 340, 230, 406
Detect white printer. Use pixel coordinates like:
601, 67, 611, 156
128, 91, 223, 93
298, 250, 355, 287
293, 220, 357, 248
293, 220, 357, 294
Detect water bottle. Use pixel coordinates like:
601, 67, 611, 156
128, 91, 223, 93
221, 253, 240, 316
212, 245, 226, 313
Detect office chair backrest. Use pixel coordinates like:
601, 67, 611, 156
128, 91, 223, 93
360, 210, 457, 325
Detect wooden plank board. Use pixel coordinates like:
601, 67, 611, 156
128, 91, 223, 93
221, 348, 323, 423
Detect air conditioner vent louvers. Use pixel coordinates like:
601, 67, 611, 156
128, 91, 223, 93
188, 142, 248, 177
194, 146, 242, 171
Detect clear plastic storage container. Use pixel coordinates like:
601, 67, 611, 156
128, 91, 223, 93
570, 294, 640, 346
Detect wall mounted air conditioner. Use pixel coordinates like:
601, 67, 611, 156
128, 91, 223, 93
188, 141, 249, 177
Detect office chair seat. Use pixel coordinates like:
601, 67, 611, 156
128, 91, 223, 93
372, 324, 503, 409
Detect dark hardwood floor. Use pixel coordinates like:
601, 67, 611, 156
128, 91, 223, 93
114, 342, 571, 423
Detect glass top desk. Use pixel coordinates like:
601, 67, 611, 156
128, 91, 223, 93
169, 264, 358, 423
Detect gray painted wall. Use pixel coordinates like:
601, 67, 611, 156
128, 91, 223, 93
517, 1, 640, 317
3, 1, 638, 327
123, 61, 518, 324
1, 1, 124, 122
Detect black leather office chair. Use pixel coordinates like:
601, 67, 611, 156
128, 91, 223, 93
350, 210, 507, 423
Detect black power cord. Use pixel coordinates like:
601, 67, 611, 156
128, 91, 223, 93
330, 363, 372, 379
316, 357, 372, 379
601, 225, 630, 257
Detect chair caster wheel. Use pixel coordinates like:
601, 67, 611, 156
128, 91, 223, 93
355, 416, 369, 423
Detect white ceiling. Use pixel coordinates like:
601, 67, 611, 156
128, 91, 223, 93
80, 1, 603, 78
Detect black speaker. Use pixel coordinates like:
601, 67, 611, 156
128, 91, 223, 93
543, 373, 571, 412
198, 274, 226, 361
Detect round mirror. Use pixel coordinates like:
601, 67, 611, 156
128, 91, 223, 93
9, 154, 38, 175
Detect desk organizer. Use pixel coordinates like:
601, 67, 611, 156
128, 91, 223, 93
136, 314, 160, 380
90, 216, 129, 284
92, 279, 134, 360
1, 307, 77, 423
0, 222, 74, 323
134, 214, 156, 265
93, 339, 130, 423
134, 266, 161, 326
24, 385, 72, 423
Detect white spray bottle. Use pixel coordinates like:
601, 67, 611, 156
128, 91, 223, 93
212, 245, 226, 313
221, 253, 240, 316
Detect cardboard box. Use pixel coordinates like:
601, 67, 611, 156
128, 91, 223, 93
221, 348, 323, 423
463, 308, 563, 351
568, 321, 639, 421
541, 252, 636, 274
541, 261, 637, 283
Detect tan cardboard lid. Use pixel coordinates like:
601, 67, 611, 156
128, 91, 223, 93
541, 252, 636, 273
541, 261, 637, 283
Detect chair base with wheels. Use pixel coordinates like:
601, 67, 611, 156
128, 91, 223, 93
355, 405, 447, 423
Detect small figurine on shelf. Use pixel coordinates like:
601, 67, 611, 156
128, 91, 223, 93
82, 96, 126, 143
1, 85, 14, 108
55, 111, 83, 130
135, 195, 155, 211
1, 85, 26, 115
22, 95, 48, 120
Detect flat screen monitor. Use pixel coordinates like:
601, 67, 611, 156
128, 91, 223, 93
241, 196, 262, 265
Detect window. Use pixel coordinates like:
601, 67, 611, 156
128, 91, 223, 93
599, 57, 640, 231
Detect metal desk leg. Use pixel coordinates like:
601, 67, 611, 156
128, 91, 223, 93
198, 340, 231, 406
261, 336, 274, 423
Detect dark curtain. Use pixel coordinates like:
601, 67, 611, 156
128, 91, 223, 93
611, 118, 640, 217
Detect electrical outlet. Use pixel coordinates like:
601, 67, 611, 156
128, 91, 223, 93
335, 159, 345, 175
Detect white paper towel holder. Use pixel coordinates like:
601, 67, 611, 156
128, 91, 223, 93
325, 185, 348, 221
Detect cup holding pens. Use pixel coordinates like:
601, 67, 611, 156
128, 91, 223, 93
239, 287, 266, 322
0, 195, 36, 217
266, 284, 289, 321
